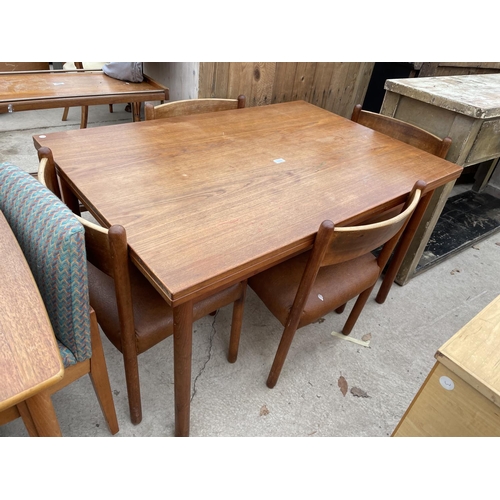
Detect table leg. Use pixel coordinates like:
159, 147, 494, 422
173, 300, 193, 437
132, 102, 141, 122
376, 190, 433, 304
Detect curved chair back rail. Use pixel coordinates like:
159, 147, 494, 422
145, 95, 246, 120
351, 104, 452, 158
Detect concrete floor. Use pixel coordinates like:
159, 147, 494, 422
1, 104, 500, 438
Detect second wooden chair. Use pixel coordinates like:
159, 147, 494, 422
238, 180, 425, 389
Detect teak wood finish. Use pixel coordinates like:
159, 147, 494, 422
145, 95, 246, 120
37, 148, 247, 426
33, 100, 462, 436
247, 181, 424, 388
0, 210, 64, 436
350, 104, 453, 304
0, 69, 168, 127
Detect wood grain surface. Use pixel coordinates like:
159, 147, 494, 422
0, 211, 63, 412
34, 101, 462, 305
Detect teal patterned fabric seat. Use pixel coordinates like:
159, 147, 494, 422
0, 162, 91, 368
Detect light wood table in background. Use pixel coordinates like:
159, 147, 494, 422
34, 100, 462, 436
0, 69, 169, 127
0, 211, 64, 436
393, 294, 500, 437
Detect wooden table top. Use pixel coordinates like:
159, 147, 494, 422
0, 70, 168, 113
0, 211, 64, 412
436, 294, 500, 408
34, 100, 462, 305
385, 73, 500, 120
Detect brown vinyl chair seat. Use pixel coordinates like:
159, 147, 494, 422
88, 261, 245, 354
249, 252, 379, 329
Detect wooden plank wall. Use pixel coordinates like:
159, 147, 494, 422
198, 62, 374, 118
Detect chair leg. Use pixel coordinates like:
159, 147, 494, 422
335, 303, 346, 314
88, 311, 119, 435
267, 318, 301, 389
228, 281, 247, 363
122, 347, 143, 425
341, 285, 375, 336
108, 104, 113, 113
62, 107, 70, 121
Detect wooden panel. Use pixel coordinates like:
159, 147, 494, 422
200, 62, 374, 118
272, 63, 298, 103
309, 62, 335, 108
247, 62, 276, 107
393, 363, 500, 437
290, 62, 317, 102
227, 62, 255, 100
466, 119, 500, 164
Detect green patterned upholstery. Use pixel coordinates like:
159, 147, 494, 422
0, 162, 91, 367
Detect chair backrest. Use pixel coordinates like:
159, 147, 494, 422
37, 148, 136, 342
351, 104, 452, 159
37, 148, 130, 279
144, 95, 246, 120
0, 162, 91, 366
322, 180, 425, 268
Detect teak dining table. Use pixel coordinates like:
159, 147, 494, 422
0, 210, 64, 436
0, 69, 169, 126
33, 100, 462, 436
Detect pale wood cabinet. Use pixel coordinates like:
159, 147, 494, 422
393, 294, 500, 437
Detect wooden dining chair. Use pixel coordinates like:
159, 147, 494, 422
144, 95, 246, 120
350, 104, 452, 304
238, 180, 426, 389
0, 162, 119, 436
37, 147, 248, 425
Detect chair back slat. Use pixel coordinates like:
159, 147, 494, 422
322, 183, 423, 267
351, 104, 452, 158
145, 95, 246, 120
